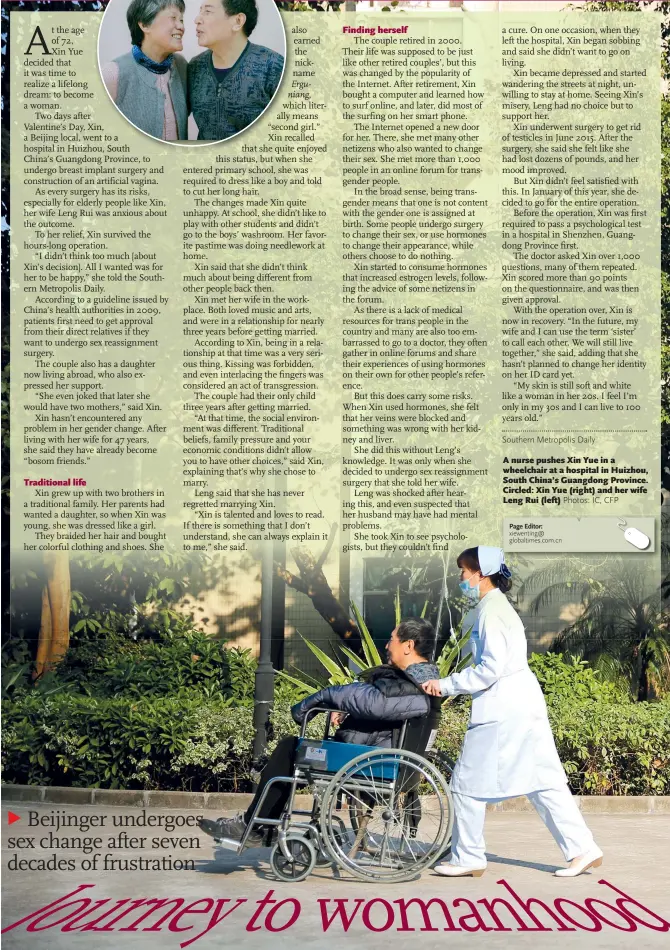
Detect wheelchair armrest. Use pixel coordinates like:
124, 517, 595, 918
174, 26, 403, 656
300, 706, 336, 739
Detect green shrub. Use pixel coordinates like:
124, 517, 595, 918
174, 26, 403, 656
3, 684, 669, 795
548, 697, 670, 794
1, 691, 245, 791
2, 639, 37, 699
1, 692, 322, 791
38, 620, 256, 704
434, 698, 470, 763
3, 643, 668, 795
527, 654, 670, 794
529, 652, 627, 704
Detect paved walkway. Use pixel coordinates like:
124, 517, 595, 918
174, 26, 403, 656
2, 802, 670, 949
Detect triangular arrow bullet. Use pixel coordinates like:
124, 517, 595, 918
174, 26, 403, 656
8, 812, 21, 825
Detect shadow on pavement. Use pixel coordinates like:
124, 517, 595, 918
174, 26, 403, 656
485, 852, 560, 874
194, 844, 270, 876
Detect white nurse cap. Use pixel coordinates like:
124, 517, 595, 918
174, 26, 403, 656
478, 546, 511, 578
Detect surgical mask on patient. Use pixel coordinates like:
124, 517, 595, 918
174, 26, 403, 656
459, 579, 480, 604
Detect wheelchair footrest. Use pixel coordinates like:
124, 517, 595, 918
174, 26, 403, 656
212, 837, 243, 851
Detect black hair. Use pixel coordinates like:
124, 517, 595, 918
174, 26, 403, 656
395, 617, 436, 662
457, 547, 512, 593
221, 0, 258, 36
126, 0, 185, 48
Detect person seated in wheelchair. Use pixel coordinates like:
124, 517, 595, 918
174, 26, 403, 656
197, 616, 440, 846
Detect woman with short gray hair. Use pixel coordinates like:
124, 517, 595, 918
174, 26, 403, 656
102, 0, 188, 142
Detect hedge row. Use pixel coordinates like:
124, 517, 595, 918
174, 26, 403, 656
2, 689, 669, 795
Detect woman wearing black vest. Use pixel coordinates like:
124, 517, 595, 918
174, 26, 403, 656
102, 0, 188, 142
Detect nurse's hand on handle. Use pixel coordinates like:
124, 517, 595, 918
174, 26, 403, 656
421, 679, 442, 697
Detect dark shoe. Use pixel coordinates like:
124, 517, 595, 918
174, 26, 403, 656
197, 814, 264, 847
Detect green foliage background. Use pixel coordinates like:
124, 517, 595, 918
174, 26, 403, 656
2, 646, 669, 794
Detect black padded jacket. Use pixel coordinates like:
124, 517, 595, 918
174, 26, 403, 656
290, 662, 439, 747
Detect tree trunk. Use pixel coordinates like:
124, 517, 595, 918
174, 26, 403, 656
33, 585, 53, 680
635, 636, 650, 702
275, 527, 362, 653
637, 654, 649, 702
35, 552, 71, 677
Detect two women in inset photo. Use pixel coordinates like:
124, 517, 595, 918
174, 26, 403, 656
100, 0, 285, 144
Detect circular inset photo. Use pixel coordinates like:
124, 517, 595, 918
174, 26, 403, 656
98, 0, 286, 145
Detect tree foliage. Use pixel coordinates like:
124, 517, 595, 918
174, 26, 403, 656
519, 559, 670, 700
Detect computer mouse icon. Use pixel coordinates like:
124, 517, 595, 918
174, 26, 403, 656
623, 527, 651, 550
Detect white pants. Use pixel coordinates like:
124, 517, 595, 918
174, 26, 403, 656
450, 787, 597, 868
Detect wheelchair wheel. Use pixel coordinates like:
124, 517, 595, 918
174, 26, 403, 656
294, 815, 349, 867
319, 748, 453, 883
427, 749, 455, 780
425, 751, 455, 860
270, 835, 316, 883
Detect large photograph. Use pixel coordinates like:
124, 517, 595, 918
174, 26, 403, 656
2, 0, 670, 946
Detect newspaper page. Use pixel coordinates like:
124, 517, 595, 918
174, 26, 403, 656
2, 0, 669, 946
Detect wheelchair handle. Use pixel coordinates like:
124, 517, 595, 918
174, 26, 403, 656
301, 706, 336, 739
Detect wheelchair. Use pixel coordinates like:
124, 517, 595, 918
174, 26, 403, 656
217, 702, 454, 883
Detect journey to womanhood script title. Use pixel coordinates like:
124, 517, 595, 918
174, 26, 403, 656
2, 881, 670, 946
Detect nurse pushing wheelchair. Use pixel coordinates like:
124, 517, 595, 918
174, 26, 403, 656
197, 618, 455, 882
421, 546, 603, 879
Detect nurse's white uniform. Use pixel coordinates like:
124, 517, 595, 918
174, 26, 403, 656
440, 588, 598, 869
